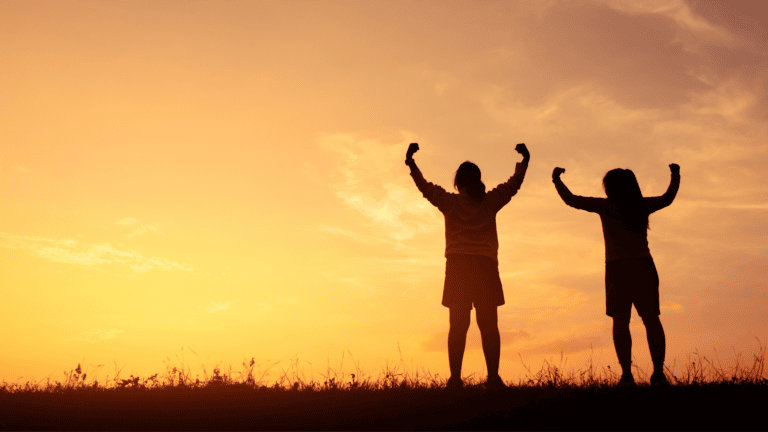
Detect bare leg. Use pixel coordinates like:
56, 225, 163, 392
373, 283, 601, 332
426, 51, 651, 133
641, 314, 666, 374
612, 313, 632, 377
476, 306, 501, 378
448, 307, 471, 379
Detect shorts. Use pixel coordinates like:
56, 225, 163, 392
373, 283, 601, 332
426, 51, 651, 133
605, 257, 660, 318
443, 253, 504, 310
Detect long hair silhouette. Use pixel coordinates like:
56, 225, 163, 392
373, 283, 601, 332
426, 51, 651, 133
603, 168, 649, 232
454, 161, 486, 203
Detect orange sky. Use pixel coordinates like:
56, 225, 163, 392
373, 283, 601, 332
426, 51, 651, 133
2, 0, 767, 385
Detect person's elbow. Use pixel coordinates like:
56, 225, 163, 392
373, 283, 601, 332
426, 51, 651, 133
559, 194, 577, 208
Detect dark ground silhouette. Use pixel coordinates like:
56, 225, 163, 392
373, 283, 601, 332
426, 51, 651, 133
1, 383, 765, 430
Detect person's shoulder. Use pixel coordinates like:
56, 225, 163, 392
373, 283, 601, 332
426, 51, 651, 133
452, 192, 480, 205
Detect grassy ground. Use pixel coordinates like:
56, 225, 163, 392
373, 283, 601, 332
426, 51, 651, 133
1, 343, 766, 430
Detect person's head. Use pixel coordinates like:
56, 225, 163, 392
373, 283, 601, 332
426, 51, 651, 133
602, 169, 643, 201
603, 168, 649, 231
454, 161, 486, 203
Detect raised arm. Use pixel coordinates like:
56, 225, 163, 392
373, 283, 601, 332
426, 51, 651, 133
552, 167, 607, 213
485, 143, 530, 212
645, 164, 681, 214
406, 143, 451, 212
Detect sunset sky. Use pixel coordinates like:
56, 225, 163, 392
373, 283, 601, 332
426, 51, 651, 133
2, 0, 767, 385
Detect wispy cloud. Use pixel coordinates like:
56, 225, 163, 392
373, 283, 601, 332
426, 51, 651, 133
423, 329, 530, 352
376, 256, 445, 267
513, 334, 606, 357
399, 67, 461, 97
68, 328, 125, 343
317, 224, 365, 242
0, 233, 193, 273
127, 224, 160, 238
323, 134, 443, 242
483, 78, 767, 205
116, 217, 162, 237
661, 300, 684, 312
595, 0, 742, 50
116, 217, 139, 226
199, 302, 234, 313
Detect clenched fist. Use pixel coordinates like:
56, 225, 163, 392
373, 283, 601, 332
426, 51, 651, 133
405, 143, 419, 166
515, 143, 530, 161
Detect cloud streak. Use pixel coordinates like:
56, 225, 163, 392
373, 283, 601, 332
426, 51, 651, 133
596, 0, 742, 50
0, 233, 193, 273
68, 328, 125, 343
127, 224, 160, 238
423, 329, 531, 352
116, 217, 139, 226
116, 217, 162, 237
200, 302, 234, 313
324, 134, 443, 242
512, 335, 606, 357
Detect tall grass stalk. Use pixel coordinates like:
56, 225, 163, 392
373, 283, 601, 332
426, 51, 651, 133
2, 340, 765, 394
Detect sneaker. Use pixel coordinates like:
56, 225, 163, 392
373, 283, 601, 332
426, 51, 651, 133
446, 376, 464, 391
616, 373, 636, 388
485, 374, 508, 391
650, 372, 670, 387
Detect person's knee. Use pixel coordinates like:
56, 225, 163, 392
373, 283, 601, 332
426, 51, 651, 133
477, 319, 497, 335
612, 313, 631, 329
449, 309, 471, 333
641, 314, 662, 330
475, 308, 498, 334
450, 321, 470, 335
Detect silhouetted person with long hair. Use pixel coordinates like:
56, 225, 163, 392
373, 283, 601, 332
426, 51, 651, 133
406, 142, 530, 390
552, 163, 680, 386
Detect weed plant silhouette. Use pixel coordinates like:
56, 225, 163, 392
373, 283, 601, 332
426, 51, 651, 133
1, 340, 765, 394
1, 343, 765, 430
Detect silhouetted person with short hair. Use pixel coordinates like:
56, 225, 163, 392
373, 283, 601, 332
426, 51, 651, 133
406, 142, 530, 390
552, 164, 680, 386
